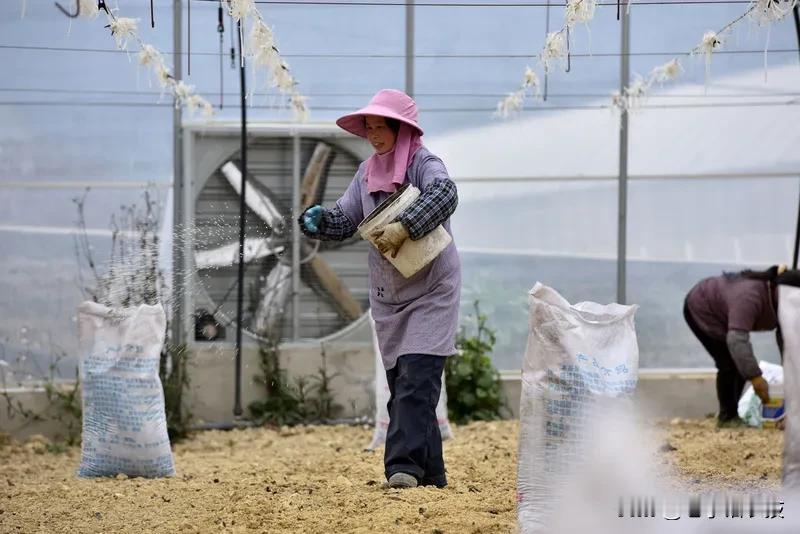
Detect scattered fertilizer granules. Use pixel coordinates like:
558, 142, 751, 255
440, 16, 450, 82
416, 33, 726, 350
0, 419, 782, 533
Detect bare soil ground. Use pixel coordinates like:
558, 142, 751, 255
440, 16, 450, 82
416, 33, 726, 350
0, 418, 783, 533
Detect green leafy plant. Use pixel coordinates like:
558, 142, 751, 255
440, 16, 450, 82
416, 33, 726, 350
160, 343, 192, 441
249, 339, 344, 426
249, 336, 304, 427
294, 376, 312, 420
1, 387, 41, 424
45, 442, 70, 454
1, 346, 82, 448
42, 368, 82, 446
305, 346, 342, 422
445, 301, 505, 424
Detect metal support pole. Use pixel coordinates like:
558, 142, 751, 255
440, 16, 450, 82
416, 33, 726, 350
617, 0, 631, 305
171, 0, 184, 346
233, 19, 247, 418
794, 5, 800, 64
292, 135, 302, 340
792, 5, 800, 270
793, 185, 800, 270
405, 0, 414, 97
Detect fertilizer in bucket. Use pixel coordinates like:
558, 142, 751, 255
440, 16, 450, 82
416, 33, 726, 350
763, 383, 785, 429
357, 183, 451, 278
737, 360, 785, 428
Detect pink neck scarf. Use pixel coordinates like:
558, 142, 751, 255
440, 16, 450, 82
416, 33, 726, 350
365, 123, 423, 194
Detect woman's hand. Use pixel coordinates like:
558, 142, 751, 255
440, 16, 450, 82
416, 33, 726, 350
752, 375, 770, 404
371, 222, 409, 258
301, 205, 324, 234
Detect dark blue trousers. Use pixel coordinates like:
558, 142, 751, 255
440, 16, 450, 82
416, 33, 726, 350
384, 353, 448, 487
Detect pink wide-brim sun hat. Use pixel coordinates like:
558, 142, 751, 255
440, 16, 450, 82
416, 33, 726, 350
336, 89, 424, 138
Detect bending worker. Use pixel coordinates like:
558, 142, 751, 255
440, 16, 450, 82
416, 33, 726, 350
684, 265, 786, 427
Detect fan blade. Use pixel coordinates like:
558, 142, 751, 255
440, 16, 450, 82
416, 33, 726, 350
253, 262, 293, 337
221, 161, 285, 231
195, 238, 284, 269
306, 252, 363, 321
300, 142, 334, 210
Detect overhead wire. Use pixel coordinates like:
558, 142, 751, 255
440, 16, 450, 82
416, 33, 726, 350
2, 44, 799, 59
0, 87, 798, 99
1, 99, 797, 111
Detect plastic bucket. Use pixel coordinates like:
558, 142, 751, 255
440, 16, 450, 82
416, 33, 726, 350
358, 184, 452, 278
763, 383, 786, 429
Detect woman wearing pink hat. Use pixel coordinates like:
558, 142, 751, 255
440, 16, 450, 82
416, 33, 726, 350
299, 89, 461, 489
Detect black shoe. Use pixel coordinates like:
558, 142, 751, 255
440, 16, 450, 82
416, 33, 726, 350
418, 475, 447, 488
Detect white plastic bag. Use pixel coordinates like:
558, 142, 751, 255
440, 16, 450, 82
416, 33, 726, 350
738, 360, 784, 428
518, 283, 639, 534
77, 301, 175, 478
365, 314, 453, 450
780, 284, 800, 489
